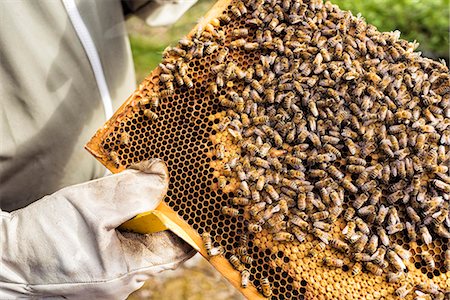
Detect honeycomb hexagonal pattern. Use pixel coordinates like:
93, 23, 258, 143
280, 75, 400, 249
87, 0, 449, 299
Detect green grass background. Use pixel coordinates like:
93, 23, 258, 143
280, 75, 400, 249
127, 0, 449, 83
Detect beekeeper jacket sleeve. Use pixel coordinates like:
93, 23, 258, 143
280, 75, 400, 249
0, 0, 195, 212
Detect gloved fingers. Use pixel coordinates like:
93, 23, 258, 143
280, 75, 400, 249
129, 159, 169, 181
62, 159, 169, 230
117, 230, 196, 273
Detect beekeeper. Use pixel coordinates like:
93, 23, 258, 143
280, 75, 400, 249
0, 0, 197, 298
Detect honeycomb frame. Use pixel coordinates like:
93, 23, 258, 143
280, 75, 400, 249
86, 0, 449, 298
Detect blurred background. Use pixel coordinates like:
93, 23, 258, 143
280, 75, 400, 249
126, 0, 449, 298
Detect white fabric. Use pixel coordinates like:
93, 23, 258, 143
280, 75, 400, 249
0, 160, 195, 299
61, 0, 114, 120
136, 0, 198, 27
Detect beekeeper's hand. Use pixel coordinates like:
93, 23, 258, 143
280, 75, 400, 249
0, 159, 195, 299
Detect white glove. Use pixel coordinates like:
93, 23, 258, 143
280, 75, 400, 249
0, 159, 195, 299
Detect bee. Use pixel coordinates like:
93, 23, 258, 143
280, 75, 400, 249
421, 251, 435, 269
239, 180, 251, 197
395, 284, 412, 298
365, 262, 383, 276
361, 180, 377, 192
216, 48, 228, 63
347, 156, 367, 166
209, 246, 224, 256
241, 255, 253, 265
202, 232, 212, 254
419, 226, 433, 245
231, 196, 250, 206
377, 227, 390, 247
273, 232, 294, 242
251, 79, 264, 94
248, 223, 262, 233
217, 176, 227, 189
386, 272, 403, 283
392, 245, 411, 262
323, 257, 344, 268
345, 138, 358, 155
290, 215, 309, 230
291, 226, 306, 243
229, 255, 245, 272
144, 109, 158, 121
330, 191, 342, 207
312, 228, 330, 244
353, 194, 369, 210
261, 278, 272, 297
241, 270, 250, 288
433, 179, 450, 193
416, 282, 440, 295
328, 165, 345, 181
109, 151, 121, 166
222, 206, 240, 217
119, 132, 130, 145
352, 234, 368, 253
387, 191, 403, 204
347, 165, 365, 174
265, 184, 280, 201
387, 222, 405, 235
329, 238, 350, 253
344, 207, 355, 222
297, 193, 307, 211
374, 204, 388, 225
364, 234, 378, 255
369, 188, 382, 206
387, 249, 406, 271
405, 221, 417, 241
351, 262, 362, 276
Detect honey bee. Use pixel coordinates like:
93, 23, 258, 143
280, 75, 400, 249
395, 284, 412, 298
353, 194, 369, 209
241, 255, 253, 265
344, 207, 355, 221
248, 223, 262, 233
342, 178, 358, 193
216, 48, 228, 63
365, 262, 383, 276
209, 246, 224, 256
352, 233, 368, 253
222, 206, 240, 217
290, 215, 309, 230
291, 226, 306, 243
377, 227, 390, 247
273, 232, 294, 242
202, 232, 212, 254
328, 165, 345, 181
323, 257, 344, 268
144, 109, 158, 121
312, 228, 330, 244
330, 238, 350, 253
433, 179, 450, 193
241, 270, 250, 288
119, 132, 130, 146
421, 251, 435, 269
261, 278, 272, 297
419, 226, 433, 245
230, 254, 245, 272
218, 176, 227, 189
405, 222, 417, 241
387, 222, 404, 235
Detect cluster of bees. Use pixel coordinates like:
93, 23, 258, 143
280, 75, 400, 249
155, 0, 450, 298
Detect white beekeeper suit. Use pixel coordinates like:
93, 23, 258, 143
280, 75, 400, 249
0, 0, 196, 298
